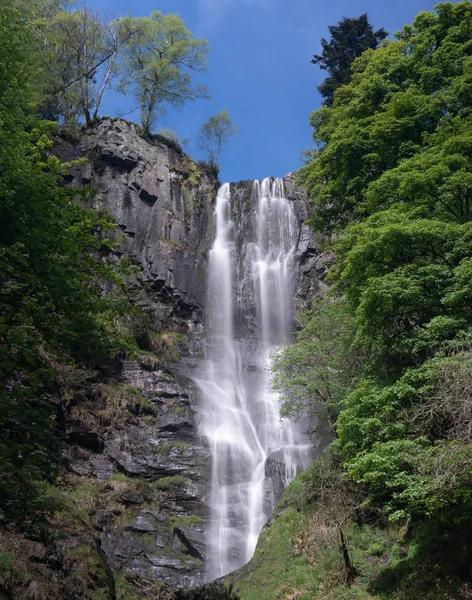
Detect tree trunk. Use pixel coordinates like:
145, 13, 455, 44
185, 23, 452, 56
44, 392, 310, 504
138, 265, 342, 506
339, 525, 358, 586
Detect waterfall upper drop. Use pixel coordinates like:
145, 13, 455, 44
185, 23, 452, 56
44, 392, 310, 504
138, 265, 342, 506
195, 178, 313, 581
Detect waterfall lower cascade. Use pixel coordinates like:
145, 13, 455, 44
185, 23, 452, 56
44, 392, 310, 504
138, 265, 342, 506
196, 178, 313, 581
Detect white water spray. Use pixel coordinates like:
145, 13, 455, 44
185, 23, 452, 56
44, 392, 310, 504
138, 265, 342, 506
195, 179, 312, 581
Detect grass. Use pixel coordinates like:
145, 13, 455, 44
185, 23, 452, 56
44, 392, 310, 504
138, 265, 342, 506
65, 545, 110, 600
147, 330, 185, 365
155, 442, 190, 455
169, 515, 203, 530
154, 475, 186, 490
231, 458, 472, 600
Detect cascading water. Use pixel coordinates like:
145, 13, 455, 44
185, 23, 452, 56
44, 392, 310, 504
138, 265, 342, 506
195, 178, 312, 581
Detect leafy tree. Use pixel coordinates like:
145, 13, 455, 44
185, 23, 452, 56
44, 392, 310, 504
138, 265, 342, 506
43, 4, 135, 126
197, 109, 236, 167
117, 11, 209, 134
302, 1, 472, 233
311, 13, 387, 106
277, 1, 472, 524
271, 299, 358, 422
0, 0, 129, 532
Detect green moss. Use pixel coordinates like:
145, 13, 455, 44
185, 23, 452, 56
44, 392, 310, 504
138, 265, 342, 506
169, 515, 203, 529
183, 187, 191, 213
183, 162, 202, 188
233, 507, 318, 600
155, 443, 189, 455
0, 552, 12, 573
154, 475, 186, 490
108, 473, 136, 483
147, 330, 185, 365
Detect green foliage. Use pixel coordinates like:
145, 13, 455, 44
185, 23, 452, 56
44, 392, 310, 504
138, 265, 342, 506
312, 13, 387, 106
272, 298, 358, 422
233, 460, 472, 599
280, 1, 472, 528
12, 3, 207, 132
117, 12, 209, 133
0, 1, 131, 533
197, 109, 236, 167
302, 1, 472, 234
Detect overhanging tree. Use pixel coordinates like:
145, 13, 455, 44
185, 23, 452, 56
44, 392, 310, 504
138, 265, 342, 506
0, 0, 130, 531
278, 0, 472, 523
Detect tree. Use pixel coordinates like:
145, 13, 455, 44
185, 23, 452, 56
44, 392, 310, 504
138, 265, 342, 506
0, 0, 129, 531
46, 4, 135, 126
271, 299, 358, 422
302, 1, 472, 234
281, 1, 472, 524
117, 11, 209, 134
198, 109, 236, 167
312, 13, 387, 106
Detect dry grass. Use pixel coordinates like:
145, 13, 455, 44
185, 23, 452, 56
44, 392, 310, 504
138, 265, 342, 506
411, 355, 472, 442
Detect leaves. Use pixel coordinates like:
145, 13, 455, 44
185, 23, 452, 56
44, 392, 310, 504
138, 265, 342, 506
279, 2, 472, 523
197, 109, 236, 167
0, 2, 132, 531
116, 11, 209, 133
312, 14, 388, 106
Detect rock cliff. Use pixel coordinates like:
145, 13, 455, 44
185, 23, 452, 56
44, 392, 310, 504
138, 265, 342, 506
41, 117, 326, 594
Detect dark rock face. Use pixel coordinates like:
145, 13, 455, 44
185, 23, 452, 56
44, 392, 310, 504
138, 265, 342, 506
55, 118, 215, 327
53, 119, 219, 589
62, 359, 210, 588
283, 172, 334, 313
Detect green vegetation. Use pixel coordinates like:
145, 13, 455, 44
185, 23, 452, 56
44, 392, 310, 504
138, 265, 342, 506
14, 1, 209, 133
198, 109, 237, 168
116, 12, 208, 134
169, 515, 203, 529
311, 14, 387, 107
234, 457, 472, 600
0, 0, 135, 534
156, 442, 190, 455
155, 475, 186, 490
174, 582, 240, 600
268, 2, 472, 596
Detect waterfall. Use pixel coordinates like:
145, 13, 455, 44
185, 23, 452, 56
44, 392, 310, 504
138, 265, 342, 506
195, 178, 312, 581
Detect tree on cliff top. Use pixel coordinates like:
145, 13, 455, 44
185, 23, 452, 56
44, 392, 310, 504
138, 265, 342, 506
312, 13, 387, 106
117, 11, 209, 134
198, 109, 236, 167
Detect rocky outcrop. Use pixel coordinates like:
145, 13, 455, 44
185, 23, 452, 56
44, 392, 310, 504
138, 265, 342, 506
51, 119, 220, 590
55, 118, 216, 328
283, 172, 334, 313
60, 358, 210, 589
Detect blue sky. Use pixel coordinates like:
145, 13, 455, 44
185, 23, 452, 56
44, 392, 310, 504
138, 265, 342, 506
91, 0, 447, 183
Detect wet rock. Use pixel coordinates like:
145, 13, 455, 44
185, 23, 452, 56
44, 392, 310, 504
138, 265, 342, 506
146, 555, 185, 569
